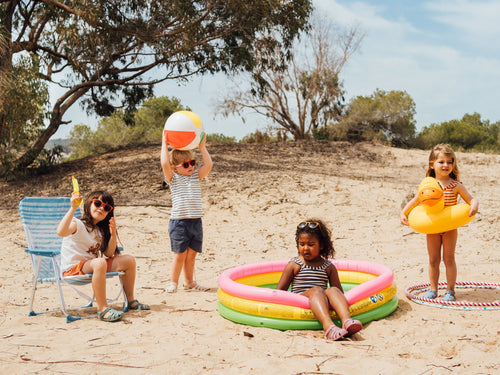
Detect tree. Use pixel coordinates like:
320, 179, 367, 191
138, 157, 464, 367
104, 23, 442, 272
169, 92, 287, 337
217, 17, 363, 140
334, 89, 416, 147
416, 113, 498, 151
0, 54, 49, 174
69, 96, 186, 159
0, 0, 312, 176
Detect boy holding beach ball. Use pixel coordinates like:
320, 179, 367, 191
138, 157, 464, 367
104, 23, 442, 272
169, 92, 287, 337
161, 111, 213, 293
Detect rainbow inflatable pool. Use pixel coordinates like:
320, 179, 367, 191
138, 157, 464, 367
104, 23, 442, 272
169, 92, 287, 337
217, 259, 398, 330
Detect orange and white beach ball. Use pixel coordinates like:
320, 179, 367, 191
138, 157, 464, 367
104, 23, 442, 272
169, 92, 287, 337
163, 111, 204, 150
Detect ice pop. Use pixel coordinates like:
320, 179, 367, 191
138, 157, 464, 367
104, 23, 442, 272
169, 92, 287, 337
72, 176, 83, 206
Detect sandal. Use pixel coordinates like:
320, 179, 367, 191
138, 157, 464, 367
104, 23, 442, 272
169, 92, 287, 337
165, 281, 178, 293
423, 289, 438, 299
183, 281, 209, 291
442, 290, 456, 301
324, 325, 348, 341
127, 299, 150, 310
342, 319, 363, 336
98, 307, 124, 322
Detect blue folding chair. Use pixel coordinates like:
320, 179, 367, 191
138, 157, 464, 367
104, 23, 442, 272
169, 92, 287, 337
19, 197, 126, 322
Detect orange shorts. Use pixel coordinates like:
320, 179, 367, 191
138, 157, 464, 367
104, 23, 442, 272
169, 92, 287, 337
63, 257, 115, 276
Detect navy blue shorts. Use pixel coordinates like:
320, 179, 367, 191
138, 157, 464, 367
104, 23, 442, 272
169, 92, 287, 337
168, 218, 203, 254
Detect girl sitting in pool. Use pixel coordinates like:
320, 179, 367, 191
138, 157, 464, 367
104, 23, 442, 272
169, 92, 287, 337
277, 219, 362, 341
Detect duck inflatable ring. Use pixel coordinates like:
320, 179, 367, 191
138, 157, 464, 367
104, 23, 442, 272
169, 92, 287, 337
408, 177, 475, 234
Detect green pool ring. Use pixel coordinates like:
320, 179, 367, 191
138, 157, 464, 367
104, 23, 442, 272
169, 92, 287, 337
217, 296, 399, 331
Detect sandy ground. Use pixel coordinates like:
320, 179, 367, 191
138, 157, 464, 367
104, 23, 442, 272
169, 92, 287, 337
0, 141, 499, 374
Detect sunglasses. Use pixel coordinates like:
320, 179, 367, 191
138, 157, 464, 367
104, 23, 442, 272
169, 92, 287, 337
297, 221, 320, 229
92, 199, 113, 212
176, 159, 196, 169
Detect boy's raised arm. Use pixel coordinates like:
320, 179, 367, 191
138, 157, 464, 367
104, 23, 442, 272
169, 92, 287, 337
161, 131, 173, 183
198, 133, 213, 180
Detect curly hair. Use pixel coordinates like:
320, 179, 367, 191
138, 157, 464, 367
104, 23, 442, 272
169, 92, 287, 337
295, 218, 335, 259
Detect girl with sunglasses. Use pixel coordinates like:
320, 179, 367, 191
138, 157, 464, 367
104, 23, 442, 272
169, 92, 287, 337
57, 190, 149, 322
277, 219, 362, 341
161, 132, 213, 293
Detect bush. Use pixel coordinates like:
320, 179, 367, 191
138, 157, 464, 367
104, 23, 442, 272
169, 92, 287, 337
206, 133, 236, 142
240, 129, 273, 143
415, 113, 499, 152
68, 96, 187, 159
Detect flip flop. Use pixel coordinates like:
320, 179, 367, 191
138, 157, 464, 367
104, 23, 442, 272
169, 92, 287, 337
98, 307, 124, 322
324, 325, 348, 341
127, 299, 150, 310
342, 319, 363, 336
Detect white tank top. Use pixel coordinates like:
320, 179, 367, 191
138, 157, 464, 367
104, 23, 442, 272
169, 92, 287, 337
60, 218, 101, 272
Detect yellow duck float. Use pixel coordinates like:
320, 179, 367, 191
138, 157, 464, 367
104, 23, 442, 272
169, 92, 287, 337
408, 177, 475, 234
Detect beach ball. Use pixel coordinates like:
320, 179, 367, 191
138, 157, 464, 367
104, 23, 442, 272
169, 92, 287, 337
163, 111, 204, 150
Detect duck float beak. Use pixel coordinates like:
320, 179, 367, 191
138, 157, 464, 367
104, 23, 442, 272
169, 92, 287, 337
418, 177, 443, 207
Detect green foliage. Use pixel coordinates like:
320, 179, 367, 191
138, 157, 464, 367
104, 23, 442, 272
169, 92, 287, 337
0, 54, 49, 172
333, 89, 416, 147
206, 133, 236, 143
2, 0, 312, 175
33, 146, 64, 173
416, 113, 500, 152
69, 96, 187, 159
240, 129, 273, 144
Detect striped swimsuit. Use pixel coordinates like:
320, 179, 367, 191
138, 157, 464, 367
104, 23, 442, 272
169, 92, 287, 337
290, 257, 332, 294
441, 180, 461, 207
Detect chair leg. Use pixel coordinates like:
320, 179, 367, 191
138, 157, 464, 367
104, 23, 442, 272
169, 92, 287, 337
28, 257, 42, 316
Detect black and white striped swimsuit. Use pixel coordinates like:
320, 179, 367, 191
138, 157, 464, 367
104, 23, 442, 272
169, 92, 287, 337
290, 257, 332, 294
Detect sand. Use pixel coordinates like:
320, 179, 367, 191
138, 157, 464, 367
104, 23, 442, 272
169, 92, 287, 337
0, 141, 498, 374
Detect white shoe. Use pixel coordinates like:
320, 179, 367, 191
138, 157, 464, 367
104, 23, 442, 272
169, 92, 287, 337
165, 281, 177, 293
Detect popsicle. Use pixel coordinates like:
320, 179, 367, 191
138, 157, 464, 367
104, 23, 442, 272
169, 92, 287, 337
72, 176, 83, 206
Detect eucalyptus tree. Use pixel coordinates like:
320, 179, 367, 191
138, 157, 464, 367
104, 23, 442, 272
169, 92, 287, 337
217, 18, 363, 140
0, 0, 312, 175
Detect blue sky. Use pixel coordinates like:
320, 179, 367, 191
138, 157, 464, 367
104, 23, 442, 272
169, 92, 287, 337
52, 0, 500, 140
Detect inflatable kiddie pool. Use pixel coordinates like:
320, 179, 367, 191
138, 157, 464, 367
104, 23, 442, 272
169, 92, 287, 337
217, 259, 398, 330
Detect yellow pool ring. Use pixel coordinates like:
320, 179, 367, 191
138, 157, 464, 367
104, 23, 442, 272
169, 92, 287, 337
217, 284, 397, 320
408, 177, 474, 234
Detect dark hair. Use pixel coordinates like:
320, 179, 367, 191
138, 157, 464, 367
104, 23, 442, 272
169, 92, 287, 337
295, 218, 335, 259
80, 190, 116, 254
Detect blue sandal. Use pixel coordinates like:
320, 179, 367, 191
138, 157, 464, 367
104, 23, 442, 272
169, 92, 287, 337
127, 299, 150, 310
423, 289, 437, 299
442, 290, 456, 301
98, 307, 124, 322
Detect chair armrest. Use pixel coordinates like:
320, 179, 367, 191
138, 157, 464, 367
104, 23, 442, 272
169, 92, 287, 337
24, 248, 61, 257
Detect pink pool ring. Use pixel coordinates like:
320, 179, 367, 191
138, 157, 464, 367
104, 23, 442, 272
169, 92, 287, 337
218, 259, 394, 310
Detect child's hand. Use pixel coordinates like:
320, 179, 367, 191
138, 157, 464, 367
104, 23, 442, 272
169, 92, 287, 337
468, 199, 479, 217
163, 130, 169, 145
199, 132, 207, 148
70, 193, 82, 209
400, 213, 409, 226
109, 217, 117, 237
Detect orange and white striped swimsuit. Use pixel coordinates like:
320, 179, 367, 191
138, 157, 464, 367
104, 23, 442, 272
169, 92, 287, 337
441, 180, 461, 207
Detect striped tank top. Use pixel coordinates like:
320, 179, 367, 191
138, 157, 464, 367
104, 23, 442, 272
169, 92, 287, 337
290, 257, 332, 294
441, 180, 461, 207
168, 172, 203, 219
